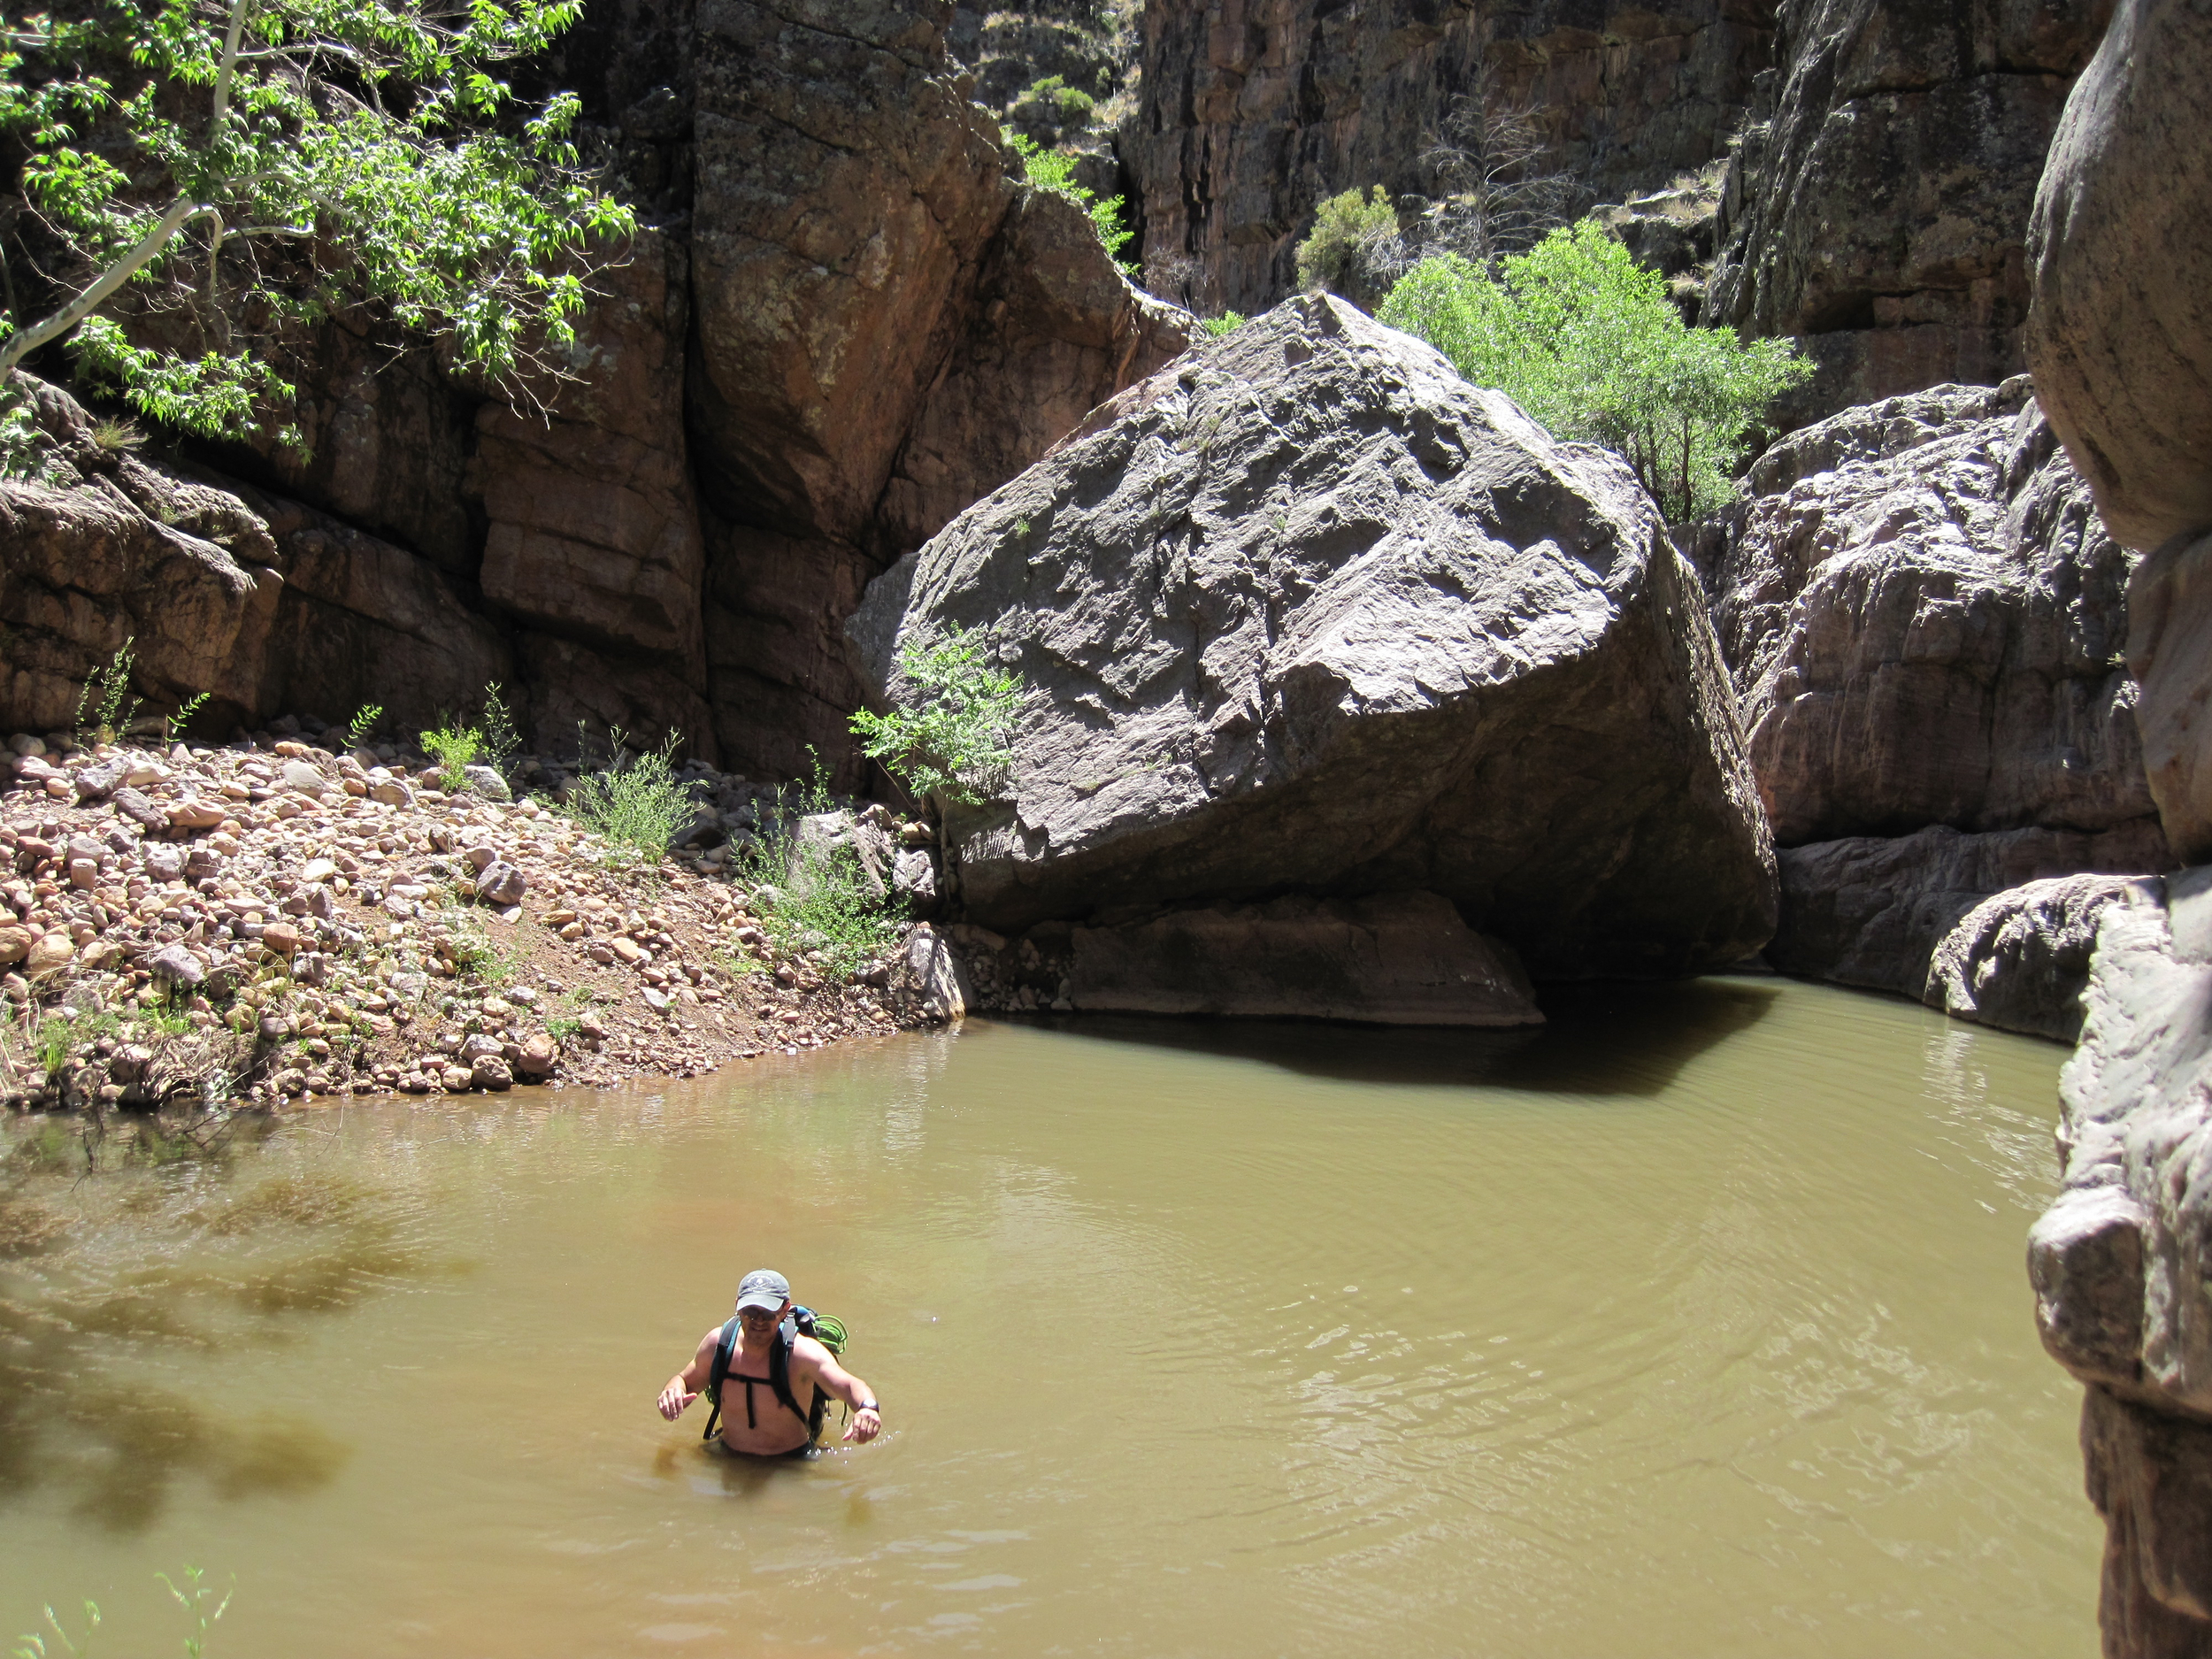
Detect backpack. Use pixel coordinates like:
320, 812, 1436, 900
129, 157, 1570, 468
700, 1306, 850, 1445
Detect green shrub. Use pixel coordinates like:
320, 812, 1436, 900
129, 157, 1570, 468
564, 727, 694, 867
1294, 185, 1402, 311
1378, 219, 1811, 521
734, 833, 902, 986
419, 724, 481, 791
850, 625, 1024, 806
1024, 73, 1095, 124
479, 682, 523, 780
1201, 311, 1248, 338
163, 692, 209, 743
1002, 129, 1134, 268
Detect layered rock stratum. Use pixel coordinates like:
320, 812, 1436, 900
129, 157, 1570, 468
1698, 377, 2170, 1007
852, 295, 1777, 995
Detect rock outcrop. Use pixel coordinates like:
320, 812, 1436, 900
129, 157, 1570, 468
1767, 820, 2168, 1005
1923, 870, 2147, 1041
0, 379, 510, 736
1, 0, 1186, 785
1703, 0, 2113, 426
1121, 0, 1774, 316
2021, 5, 2212, 1652
852, 294, 1776, 990
1700, 378, 2170, 999
2025, 0, 2212, 555
2030, 872, 2212, 1656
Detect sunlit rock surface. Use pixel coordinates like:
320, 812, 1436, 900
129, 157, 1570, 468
853, 294, 1776, 984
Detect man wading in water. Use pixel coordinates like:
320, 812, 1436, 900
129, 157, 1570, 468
657, 1270, 882, 1457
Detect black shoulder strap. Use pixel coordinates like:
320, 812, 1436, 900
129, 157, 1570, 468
701, 1317, 740, 1443
768, 1320, 828, 1441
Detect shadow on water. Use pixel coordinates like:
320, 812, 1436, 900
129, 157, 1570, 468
0, 1157, 411, 1532
1014, 973, 1781, 1099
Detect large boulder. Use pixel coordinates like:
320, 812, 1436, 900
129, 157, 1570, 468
2028, 869, 2212, 1654
851, 294, 1777, 981
2026, 0, 2212, 554
1063, 892, 1542, 1025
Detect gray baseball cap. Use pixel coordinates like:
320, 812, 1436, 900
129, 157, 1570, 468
736, 1269, 790, 1311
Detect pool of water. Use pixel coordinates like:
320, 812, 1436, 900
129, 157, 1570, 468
0, 976, 2097, 1656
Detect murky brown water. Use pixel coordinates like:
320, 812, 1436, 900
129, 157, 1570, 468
0, 977, 2096, 1657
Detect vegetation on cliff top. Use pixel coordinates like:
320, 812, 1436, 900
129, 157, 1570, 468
1380, 220, 1809, 521
0, 0, 634, 451
1002, 128, 1133, 270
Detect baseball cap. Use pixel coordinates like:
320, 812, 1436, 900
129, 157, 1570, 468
736, 1269, 790, 1311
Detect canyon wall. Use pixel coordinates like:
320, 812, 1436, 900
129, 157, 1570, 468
1125, 0, 2112, 427
1121, 0, 1772, 316
2020, 4, 2212, 1655
1694, 375, 2170, 1016
0, 0, 1187, 782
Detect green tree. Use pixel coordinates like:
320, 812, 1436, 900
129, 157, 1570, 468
1378, 219, 1809, 521
0, 0, 634, 449
1002, 129, 1133, 270
1294, 184, 1402, 311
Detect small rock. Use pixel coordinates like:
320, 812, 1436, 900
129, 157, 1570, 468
300, 857, 339, 884
459, 1033, 503, 1064
474, 861, 526, 904
111, 787, 167, 831
142, 844, 185, 882
471, 1055, 514, 1090
642, 987, 671, 1010
517, 1033, 557, 1077
24, 933, 73, 979
462, 765, 512, 803
462, 844, 497, 873
73, 758, 130, 800
261, 922, 303, 957
441, 1064, 475, 1093
370, 780, 416, 808
167, 799, 226, 831
148, 943, 205, 986
609, 935, 645, 964
0, 925, 32, 965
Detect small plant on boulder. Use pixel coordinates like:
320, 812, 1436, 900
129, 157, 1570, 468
850, 625, 1025, 807
419, 723, 481, 792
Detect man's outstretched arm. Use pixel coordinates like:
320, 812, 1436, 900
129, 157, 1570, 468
795, 1339, 883, 1442
657, 1327, 721, 1421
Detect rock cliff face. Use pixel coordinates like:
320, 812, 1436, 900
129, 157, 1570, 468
1121, 0, 1774, 315
1702, 0, 2114, 426
0, 0, 1187, 781
852, 295, 1777, 993
1698, 377, 2170, 1002
2021, 4, 2212, 1654
1124, 0, 2108, 428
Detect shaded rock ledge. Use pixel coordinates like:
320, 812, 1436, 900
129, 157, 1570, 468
851, 293, 1777, 1015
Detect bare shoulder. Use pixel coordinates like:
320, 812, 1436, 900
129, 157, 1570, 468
697, 1325, 726, 1357
788, 1333, 834, 1371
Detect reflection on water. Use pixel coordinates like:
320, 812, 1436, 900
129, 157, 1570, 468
0, 978, 2096, 1657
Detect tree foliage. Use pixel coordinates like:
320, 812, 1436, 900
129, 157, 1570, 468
1294, 184, 1402, 311
0, 0, 635, 448
1379, 220, 1810, 521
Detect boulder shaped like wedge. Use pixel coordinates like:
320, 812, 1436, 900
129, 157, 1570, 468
850, 295, 1776, 979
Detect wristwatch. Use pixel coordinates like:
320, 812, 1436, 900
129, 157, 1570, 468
856, 1401, 879, 1412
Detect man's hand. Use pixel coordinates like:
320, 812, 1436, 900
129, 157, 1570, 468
843, 1405, 881, 1444
657, 1377, 698, 1421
